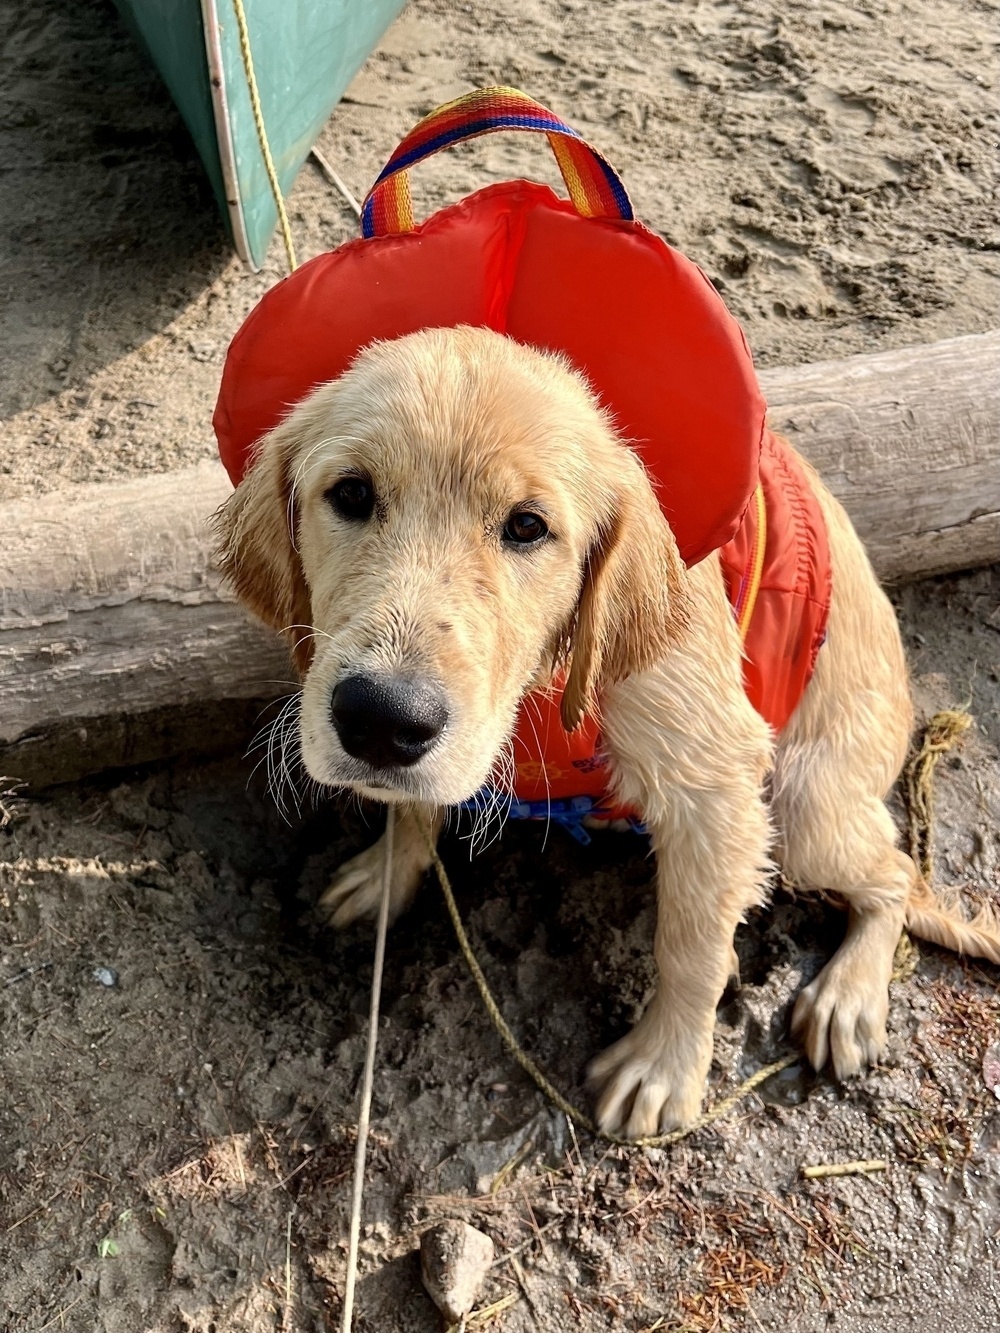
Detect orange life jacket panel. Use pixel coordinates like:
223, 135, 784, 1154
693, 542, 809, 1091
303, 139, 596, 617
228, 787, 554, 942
719, 429, 831, 735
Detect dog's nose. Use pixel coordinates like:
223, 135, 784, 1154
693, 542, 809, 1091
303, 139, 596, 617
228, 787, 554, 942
330, 673, 449, 769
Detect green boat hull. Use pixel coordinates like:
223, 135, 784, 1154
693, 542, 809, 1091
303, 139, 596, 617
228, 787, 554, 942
114, 0, 405, 268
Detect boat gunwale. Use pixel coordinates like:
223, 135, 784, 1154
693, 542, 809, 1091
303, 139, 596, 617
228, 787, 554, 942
201, 0, 257, 269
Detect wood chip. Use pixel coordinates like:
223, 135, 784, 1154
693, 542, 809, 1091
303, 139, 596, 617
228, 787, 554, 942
801, 1159, 887, 1179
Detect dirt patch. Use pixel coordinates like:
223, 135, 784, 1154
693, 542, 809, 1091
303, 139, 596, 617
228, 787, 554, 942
1, 598, 999, 1332
1, 0, 999, 1330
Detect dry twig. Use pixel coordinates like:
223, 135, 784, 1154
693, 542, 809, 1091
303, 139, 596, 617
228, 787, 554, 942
801, 1160, 887, 1179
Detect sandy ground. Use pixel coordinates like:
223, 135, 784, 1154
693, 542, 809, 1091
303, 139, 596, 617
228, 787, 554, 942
1, 0, 999, 1330
4, 0, 1000, 501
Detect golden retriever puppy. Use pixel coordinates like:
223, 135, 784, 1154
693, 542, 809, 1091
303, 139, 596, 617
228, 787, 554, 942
215, 324, 990, 1138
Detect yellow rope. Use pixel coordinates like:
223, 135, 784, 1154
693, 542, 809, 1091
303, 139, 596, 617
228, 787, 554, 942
903, 708, 972, 880
417, 820, 796, 1149
231, 0, 298, 272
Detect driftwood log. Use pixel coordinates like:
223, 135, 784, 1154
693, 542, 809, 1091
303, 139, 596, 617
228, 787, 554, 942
0, 462, 290, 787
2, 330, 997, 787
758, 331, 1000, 583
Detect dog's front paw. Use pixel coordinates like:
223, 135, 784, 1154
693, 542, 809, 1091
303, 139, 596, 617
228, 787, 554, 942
587, 1005, 712, 1139
319, 834, 427, 929
791, 953, 888, 1079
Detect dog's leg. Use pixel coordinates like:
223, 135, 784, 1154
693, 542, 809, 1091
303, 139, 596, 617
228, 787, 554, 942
320, 803, 443, 928
775, 481, 915, 1078
777, 745, 912, 1077
788, 850, 911, 1078
589, 631, 773, 1136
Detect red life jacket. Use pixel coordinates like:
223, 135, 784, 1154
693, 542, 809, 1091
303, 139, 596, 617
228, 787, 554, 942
213, 89, 831, 829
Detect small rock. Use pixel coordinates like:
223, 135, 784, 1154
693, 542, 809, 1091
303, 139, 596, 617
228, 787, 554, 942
92, 966, 118, 988
420, 1220, 494, 1322
983, 1041, 1000, 1099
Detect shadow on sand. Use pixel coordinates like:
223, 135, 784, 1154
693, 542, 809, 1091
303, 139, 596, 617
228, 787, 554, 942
0, 0, 230, 421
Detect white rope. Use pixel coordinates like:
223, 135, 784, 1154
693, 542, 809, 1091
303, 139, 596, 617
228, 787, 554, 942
311, 146, 363, 219
341, 804, 395, 1332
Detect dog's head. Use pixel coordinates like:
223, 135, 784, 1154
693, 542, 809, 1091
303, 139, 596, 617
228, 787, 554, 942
215, 326, 688, 804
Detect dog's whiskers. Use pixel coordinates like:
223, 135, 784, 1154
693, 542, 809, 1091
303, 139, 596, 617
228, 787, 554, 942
272, 695, 303, 818
512, 702, 553, 850
280, 623, 338, 649
460, 740, 515, 855
246, 690, 310, 823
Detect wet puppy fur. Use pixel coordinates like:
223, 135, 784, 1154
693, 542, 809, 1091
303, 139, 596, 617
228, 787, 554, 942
215, 325, 976, 1138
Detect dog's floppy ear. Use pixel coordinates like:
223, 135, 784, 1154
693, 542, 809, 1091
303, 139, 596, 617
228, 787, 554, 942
561, 460, 689, 731
213, 422, 315, 676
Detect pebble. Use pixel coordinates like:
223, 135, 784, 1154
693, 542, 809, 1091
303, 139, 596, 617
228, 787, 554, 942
420, 1220, 494, 1322
983, 1041, 1000, 1099
92, 966, 118, 988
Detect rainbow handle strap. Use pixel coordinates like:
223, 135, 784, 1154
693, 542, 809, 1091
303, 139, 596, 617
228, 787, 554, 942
361, 86, 634, 238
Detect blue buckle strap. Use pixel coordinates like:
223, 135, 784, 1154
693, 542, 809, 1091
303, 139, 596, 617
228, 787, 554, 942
457, 789, 646, 845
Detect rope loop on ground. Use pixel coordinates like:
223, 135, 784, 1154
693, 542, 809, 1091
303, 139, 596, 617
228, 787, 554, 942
903, 707, 971, 880
417, 820, 797, 1148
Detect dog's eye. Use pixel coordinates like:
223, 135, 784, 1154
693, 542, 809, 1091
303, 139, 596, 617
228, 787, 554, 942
503, 509, 549, 547
327, 476, 375, 521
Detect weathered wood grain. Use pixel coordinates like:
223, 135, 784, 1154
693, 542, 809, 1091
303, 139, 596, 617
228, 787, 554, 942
0, 461, 290, 781
760, 330, 1000, 582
